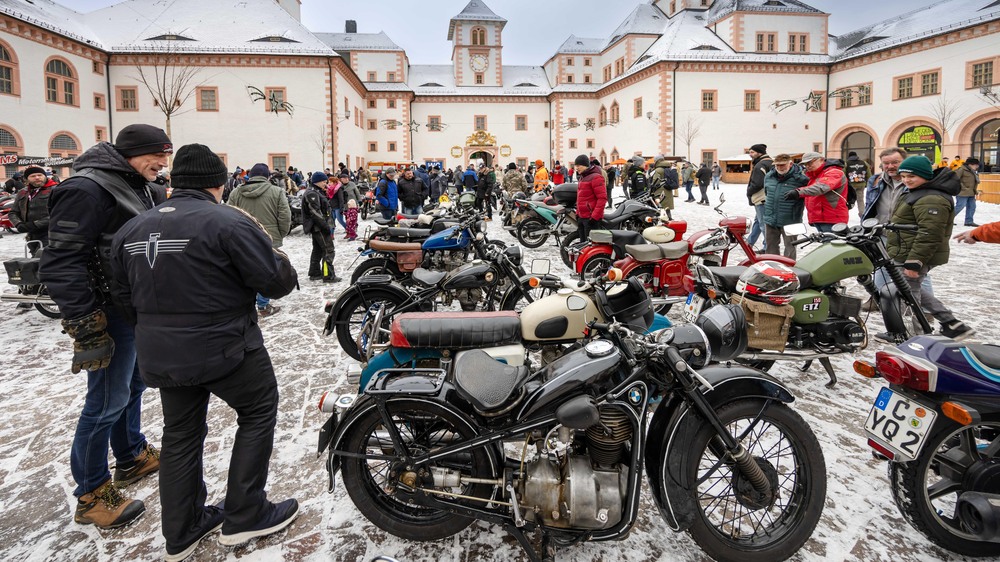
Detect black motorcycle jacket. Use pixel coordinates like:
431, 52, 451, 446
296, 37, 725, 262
40, 143, 166, 320
111, 189, 297, 387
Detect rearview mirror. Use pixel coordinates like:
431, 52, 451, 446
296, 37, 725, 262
783, 223, 807, 237
530, 259, 550, 275
719, 194, 726, 204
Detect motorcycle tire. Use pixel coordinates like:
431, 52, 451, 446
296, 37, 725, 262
361, 205, 369, 221
34, 286, 60, 319
558, 231, 580, 269
350, 258, 403, 285
340, 398, 496, 541
580, 255, 612, 283
499, 282, 554, 313
516, 218, 549, 249
889, 418, 1000, 557
683, 398, 826, 562
623, 264, 672, 314
334, 287, 408, 361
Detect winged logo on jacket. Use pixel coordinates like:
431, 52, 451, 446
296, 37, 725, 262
123, 233, 190, 268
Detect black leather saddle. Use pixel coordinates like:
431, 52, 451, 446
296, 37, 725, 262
389, 311, 521, 349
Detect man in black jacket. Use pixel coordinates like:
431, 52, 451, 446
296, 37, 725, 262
397, 167, 425, 215
9, 165, 54, 252
745, 143, 772, 249
302, 172, 340, 282
41, 124, 171, 529
112, 144, 299, 559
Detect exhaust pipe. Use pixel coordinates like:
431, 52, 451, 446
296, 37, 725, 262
0, 293, 56, 305
958, 492, 1000, 542
652, 296, 685, 307
741, 350, 838, 361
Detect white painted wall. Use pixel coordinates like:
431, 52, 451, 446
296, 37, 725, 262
738, 14, 827, 54
353, 52, 402, 82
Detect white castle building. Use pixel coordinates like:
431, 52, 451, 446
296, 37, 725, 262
0, 0, 998, 179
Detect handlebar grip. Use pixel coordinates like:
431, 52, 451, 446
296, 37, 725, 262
792, 236, 812, 246
589, 321, 611, 333
664, 346, 686, 370
886, 224, 919, 232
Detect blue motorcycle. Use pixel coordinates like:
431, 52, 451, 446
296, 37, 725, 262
856, 335, 1000, 556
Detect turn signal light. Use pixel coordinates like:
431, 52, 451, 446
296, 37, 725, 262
607, 268, 623, 282
853, 360, 878, 378
528, 277, 540, 288
706, 288, 718, 299
941, 401, 974, 426
318, 391, 333, 412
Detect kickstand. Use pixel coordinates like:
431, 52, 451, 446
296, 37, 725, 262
798, 360, 813, 373
504, 522, 546, 562
819, 356, 837, 388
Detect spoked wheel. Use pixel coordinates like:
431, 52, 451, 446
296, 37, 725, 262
558, 231, 579, 269
890, 419, 1000, 556
686, 399, 826, 562
350, 258, 403, 284
334, 288, 408, 361
340, 398, 496, 541
499, 283, 557, 313
516, 218, 549, 249
33, 285, 60, 319
580, 255, 612, 283
624, 264, 672, 314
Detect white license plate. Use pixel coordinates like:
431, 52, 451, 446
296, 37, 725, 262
683, 293, 704, 322
864, 386, 937, 462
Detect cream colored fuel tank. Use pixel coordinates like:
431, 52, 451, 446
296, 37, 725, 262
520, 288, 602, 342
641, 225, 676, 243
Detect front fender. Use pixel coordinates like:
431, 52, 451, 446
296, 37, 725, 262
644, 364, 794, 531
323, 279, 410, 336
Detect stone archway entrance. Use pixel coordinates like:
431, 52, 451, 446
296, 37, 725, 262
469, 150, 494, 167
463, 130, 498, 167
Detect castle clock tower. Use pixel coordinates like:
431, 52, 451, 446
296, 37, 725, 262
448, 0, 507, 88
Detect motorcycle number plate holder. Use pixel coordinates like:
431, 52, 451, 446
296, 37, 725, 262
683, 293, 704, 323
864, 386, 937, 462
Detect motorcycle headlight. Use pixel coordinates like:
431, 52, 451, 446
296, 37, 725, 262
504, 245, 523, 267
477, 220, 487, 233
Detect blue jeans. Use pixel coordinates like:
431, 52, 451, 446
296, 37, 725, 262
712, 177, 720, 189
256, 293, 269, 309
747, 204, 765, 246
380, 208, 395, 220
402, 205, 424, 215
71, 310, 148, 496
331, 208, 347, 231
684, 181, 694, 200
955, 196, 977, 225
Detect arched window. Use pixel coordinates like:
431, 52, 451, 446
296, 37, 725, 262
971, 118, 1000, 171
1, 125, 23, 179
471, 27, 486, 46
599, 105, 607, 126
44, 57, 78, 106
49, 131, 81, 174
0, 40, 19, 96
841, 131, 875, 166
610, 101, 620, 123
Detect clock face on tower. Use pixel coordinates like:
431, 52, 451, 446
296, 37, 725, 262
470, 54, 489, 73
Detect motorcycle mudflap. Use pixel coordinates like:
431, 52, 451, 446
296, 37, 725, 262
643, 364, 794, 531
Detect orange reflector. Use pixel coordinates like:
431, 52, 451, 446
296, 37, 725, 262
607, 268, 623, 282
528, 277, 540, 288
645, 216, 654, 223
318, 391, 330, 412
706, 288, 718, 299
941, 402, 973, 425
853, 360, 878, 378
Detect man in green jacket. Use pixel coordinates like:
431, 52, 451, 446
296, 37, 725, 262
886, 156, 974, 340
649, 155, 677, 219
953, 157, 981, 227
228, 163, 292, 316
762, 154, 807, 258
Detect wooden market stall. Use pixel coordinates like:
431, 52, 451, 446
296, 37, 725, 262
979, 173, 1000, 204
718, 155, 752, 184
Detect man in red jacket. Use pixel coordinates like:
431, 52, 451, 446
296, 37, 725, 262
575, 154, 607, 242
783, 152, 849, 232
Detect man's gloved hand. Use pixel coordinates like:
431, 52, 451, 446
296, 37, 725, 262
15, 223, 28, 233
61, 310, 115, 374
783, 190, 801, 201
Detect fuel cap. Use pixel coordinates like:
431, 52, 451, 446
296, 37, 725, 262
585, 340, 615, 358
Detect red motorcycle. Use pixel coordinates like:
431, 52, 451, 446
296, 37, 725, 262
0, 195, 14, 233
566, 198, 662, 279
614, 195, 794, 311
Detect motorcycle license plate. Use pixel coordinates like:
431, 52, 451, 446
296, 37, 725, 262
864, 386, 937, 462
683, 293, 704, 322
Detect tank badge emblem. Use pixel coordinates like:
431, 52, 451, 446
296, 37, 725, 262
628, 387, 643, 405
907, 342, 924, 351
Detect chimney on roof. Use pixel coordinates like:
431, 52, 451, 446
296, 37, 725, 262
345, 20, 357, 33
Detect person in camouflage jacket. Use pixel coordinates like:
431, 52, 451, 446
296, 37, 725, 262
502, 163, 528, 196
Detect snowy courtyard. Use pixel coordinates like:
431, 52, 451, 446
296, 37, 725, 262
1, 183, 999, 562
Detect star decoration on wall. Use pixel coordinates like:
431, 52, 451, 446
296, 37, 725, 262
584, 118, 596, 131
246, 86, 294, 116
803, 91, 824, 112
408, 120, 421, 132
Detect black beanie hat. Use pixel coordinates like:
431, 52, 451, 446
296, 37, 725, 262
114, 124, 173, 158
507, 162, 517, 171
750, 143, 767, 154
23, 166, 46, 178
574, 154, 591, 167
170, 144, 228, 189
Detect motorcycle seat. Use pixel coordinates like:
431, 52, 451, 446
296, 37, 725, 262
368, 239, 423, 252
398, 213, 420, 220
591, 230, 647, 260
624, 244, 662, 263
966, 344, 1000, 370
454, 349, 531, 411
373, 217, 395, 226
386, 227, 431, 239
604, 200, 649, 221
389, 311, 522, 350
431, 220, 459, 234
704, 265, 812, 293
411, 268, 447, 287
529, 202, 563, 213
657, 241, 689, 259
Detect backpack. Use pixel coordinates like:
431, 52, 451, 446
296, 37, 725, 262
630, 170, 648, 194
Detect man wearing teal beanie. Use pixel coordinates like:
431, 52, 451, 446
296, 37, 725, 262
886, 155, 974, 340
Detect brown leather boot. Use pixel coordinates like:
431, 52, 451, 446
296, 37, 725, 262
74, 479, 145, 529
113, 443, 160, 486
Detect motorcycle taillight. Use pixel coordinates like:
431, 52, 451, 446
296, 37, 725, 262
876, 351, 930, 391
682, 274, 696, 294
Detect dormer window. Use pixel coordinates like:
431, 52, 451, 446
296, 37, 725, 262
848, 36, 888, 50
692, 45, 720, 50
420, 82, 444, 87
764, 0, 786, 5
515, 82, 538, 87
250, 36, 300, 43
145, 34, 194, 41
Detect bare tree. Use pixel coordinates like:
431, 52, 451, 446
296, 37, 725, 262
678, 114, 702, 161
314, 124, 328, 168
134, 52, 203, 141
926, 91, 968, 141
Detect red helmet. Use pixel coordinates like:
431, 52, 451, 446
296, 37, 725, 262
736, 261, 799, 305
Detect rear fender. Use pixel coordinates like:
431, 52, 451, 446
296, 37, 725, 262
644, 364, 794, 531
574, 244, 612, 273
325, 280, 410, 332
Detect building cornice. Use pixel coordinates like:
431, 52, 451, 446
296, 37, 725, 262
414, 95, 547, 103
0, 15, 105, 62
831, 20, 1000, 72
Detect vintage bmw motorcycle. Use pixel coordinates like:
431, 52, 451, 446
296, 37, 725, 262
317, 296, 827, 562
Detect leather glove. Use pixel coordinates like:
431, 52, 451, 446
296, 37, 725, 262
783, 190, 801, 201
15, 223, 28, 233
61, 310, 115, 374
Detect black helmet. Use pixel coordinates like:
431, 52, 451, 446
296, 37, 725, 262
596, 277, 653, 332
736, 261, 799, 305
695, 304, 748, 362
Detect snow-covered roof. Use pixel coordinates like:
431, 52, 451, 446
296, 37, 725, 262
62, 0, 334, 55
0, 0, 104, 49
556, 35, 605, 54
363, 82, 414, 92
407, 65, 550, 96
604, 3, 668, 48
707, 0, 824, 25
315, 31, 402, 52
447, 0, 507, 40
831, 0, 1000, 60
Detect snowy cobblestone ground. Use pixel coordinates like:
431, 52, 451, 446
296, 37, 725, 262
1, 183, 999, 561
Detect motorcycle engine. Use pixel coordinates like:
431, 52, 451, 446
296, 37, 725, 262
429, 251, 467, 271
788, 319, 866, 348
517, 408, 630, 529
454, 288, 482, 311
